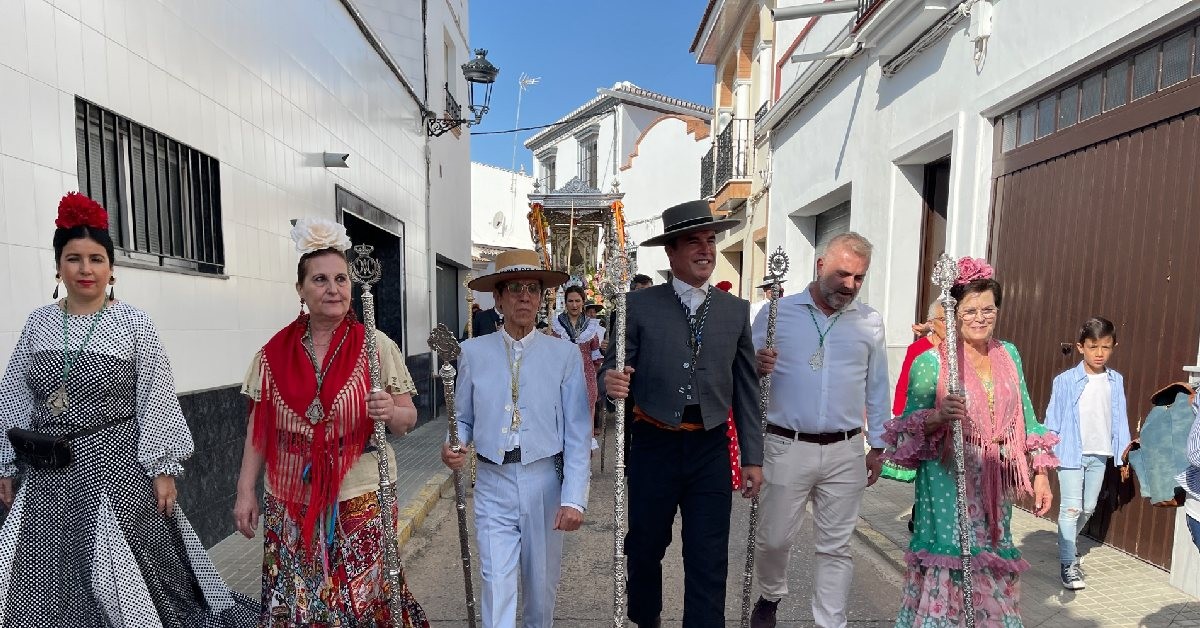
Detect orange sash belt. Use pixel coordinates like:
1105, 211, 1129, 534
632, 405, 705, 432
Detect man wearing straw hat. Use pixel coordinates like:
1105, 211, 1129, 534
441, 249, 592, 628
604, 200, 762, 628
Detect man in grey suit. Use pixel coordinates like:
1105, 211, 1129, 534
605, 200, 762, 628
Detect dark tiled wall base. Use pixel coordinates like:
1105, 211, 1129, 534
405, 351, 445, 425
175, 384, 258, 548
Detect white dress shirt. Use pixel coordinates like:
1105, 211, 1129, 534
752, 287, 890, 448
499, 326, 533, 452
672, 276, 711, 315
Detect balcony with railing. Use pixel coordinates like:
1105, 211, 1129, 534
854, 0, 888, 29
700, 118, 754, 213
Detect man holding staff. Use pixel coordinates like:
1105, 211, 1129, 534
440, 249, 592, 628
604, 200, 762, 628
749, 232, 890, 628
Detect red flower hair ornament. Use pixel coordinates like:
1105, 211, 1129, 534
56, 192, 108, 230
715, 280, 733, 292
954, 256, 994, 286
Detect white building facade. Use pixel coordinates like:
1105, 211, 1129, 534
758, 0, 1200, 583
467, 161, 535, 309
0, 0, 475, 545
524, 82, 713, 282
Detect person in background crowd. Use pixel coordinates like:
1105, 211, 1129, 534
1180, 393, 1200, 551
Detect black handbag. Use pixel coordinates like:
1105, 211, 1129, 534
7, 416, 134, 470
7, 428, 74, 469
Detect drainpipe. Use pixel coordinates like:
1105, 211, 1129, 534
421, 0, 438, 419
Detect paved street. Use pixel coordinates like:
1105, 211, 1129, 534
403, 437, 903, 627
859, 480, 1200, 628
211, 416, 1200, 626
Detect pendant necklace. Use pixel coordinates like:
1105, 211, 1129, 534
503, 333, 525, 431
675, 288, 713, 401
302, 319, 351, 425
47, 299, 108, 417
805, 304, 844, 371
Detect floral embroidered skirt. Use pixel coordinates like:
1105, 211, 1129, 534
260, 490, 429, 627
895, 561, 1023, 627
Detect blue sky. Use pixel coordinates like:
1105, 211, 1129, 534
466, 1, 715, 172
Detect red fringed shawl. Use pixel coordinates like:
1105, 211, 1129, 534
253, 314, 371, 544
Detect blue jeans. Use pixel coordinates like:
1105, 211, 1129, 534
1057, 454, 1109, 563
1188, 515, 1200, 552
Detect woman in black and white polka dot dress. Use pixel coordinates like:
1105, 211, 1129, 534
0, 193, 258, 627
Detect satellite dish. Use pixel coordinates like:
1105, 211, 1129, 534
491, 212, 506, 231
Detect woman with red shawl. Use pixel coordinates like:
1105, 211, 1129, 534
232, 219, 428, 627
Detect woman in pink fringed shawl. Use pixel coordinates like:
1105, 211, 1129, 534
882, 257, 1058, 627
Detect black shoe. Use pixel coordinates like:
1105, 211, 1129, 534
750, 596, 779, 628
1061, 562, 1086, 590
633, 619, 660, 628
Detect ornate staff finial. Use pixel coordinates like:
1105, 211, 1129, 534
932, 253, 959, 291
428, 323, 462, 363
766, 246, 789, 285
349, 244, 382, 290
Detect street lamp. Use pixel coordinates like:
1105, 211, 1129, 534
427, 49, 500, 137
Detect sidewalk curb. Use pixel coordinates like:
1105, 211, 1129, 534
395, 469, 454, 549
853, 518, 907, 576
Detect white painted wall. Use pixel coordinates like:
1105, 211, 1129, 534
471, 162, 534, 250
766, 0, 1200, 375
619, 116, 711, 281
0, 0, 469, 393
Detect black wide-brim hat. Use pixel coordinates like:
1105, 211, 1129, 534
584, 302, 604, 313
641, 200, 741, 247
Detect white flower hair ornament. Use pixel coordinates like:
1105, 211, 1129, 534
290, 218, 352, 256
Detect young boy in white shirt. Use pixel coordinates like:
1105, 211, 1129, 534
1045, 317, 1131, 590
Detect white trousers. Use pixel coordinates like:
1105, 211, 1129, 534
474, 455, 564, 628
754, 433, 866, 628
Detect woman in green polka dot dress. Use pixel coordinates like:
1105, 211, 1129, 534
882, 257, 1058, 627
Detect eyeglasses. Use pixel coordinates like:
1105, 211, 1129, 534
502, 282, 542, 295
959, 307, 999, 320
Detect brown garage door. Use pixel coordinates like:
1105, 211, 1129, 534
989, 24, 1200, 569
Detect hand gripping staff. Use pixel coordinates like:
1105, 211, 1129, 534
427, 323, 480, 628
739, 247, 789, 628
932, 253, 975, 627
348, 244, 408, 623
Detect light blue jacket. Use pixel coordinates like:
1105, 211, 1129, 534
454, 329, 592, 510
1045, 362, 1132, 468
